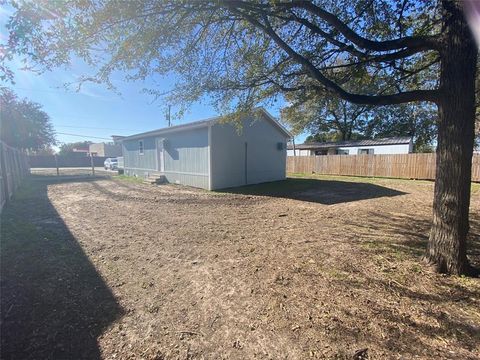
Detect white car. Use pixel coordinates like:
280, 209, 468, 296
104, 158, 118, 170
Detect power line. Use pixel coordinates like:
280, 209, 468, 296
55, 132, 113, 141
55, 124, 140, 131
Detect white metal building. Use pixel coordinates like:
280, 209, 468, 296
287, 137, 413, 156
121, 108, 291, 190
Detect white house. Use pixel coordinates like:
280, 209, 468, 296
287, 137, 413, 156
89, 142, 122, 157
121, 108, 291, 190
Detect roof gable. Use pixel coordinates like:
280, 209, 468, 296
121, 108, 291, 141
256, 108, 292, 138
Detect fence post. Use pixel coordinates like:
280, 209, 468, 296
90, 154, 95, 176
55, 154, 59, 176
0, 143, 9, 207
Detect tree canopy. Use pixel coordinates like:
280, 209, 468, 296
0, 88, 56, 152
282, 91, 436, 151
2, 0, 442, 111
281, 91, 372, 140
365, 103, 437, 152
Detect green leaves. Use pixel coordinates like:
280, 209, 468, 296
2, 1, 443, 113
0, 88, 56, 151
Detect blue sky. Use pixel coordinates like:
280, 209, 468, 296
6, 60, 305, 151
8, 64, 222, 145
1, 8, 306, 151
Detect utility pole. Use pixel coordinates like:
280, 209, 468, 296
55, 154, 59, 176
167, 105, 171, 127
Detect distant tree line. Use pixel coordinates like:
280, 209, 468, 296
282, 96, 436, 153
57, 141, 93, 157
0, 88, 56, 153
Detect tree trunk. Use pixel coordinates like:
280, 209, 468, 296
426, 0, 477, 275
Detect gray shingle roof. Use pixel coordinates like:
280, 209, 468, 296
288, 137, 411, 150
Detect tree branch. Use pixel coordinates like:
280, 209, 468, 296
224, 4, 440, 106
284, 1, 441, 51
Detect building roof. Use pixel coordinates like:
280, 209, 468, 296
121, 108, 291, 141
288, 137, 411, 150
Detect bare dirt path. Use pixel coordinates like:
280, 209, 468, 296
1, 175, 479, 359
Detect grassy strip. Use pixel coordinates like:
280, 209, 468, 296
113, 174, 145, 184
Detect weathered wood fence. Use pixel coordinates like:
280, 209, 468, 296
0, 141, 30, 212
29, 155, 109, 168
287, 153, 480, 182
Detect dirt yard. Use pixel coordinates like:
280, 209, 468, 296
1, 174, 479, 359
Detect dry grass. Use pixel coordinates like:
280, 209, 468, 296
1, 175, 479, 359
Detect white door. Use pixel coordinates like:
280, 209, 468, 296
157, 138, 164, 172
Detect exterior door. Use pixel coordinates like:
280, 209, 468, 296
157, 138, 164, 172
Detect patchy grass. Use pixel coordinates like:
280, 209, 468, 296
114, 174, 145, 184
291, 172, 480, 193
218, 177, 327, 196
1, 176, 479, 359
472, 182, 480, 194
289, 172, 432, 184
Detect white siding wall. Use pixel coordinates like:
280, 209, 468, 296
288, 142, 412, 156
335, 143, 411, 155
162, 127, 209, 189
210, 116, 287, 190
123, 137, 157, 172
124, 114, 288, 190
287, 149, 313, 156
123, 128, 209, 189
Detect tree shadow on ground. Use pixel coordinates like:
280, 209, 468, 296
1, 177, 123, 360
219, 178, 406, 205
335, 271, 480, 357
331, 276, 480, 358
328, 212, 480, 357
354, 211, 480, 270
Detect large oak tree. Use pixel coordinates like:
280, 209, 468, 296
2, 0, 477, 274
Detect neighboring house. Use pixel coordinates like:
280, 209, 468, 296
121, 108, 291, 190
72, 146, 90, 154
287, 137, 413, 156
89, 142, 122, 157
111, 135, 125, 145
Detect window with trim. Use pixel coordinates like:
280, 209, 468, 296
139, 140, 144, 155
358, 148, 374, 155
336, 149, 349, 155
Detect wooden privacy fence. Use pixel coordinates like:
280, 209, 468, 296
287, 153, 480, 182
0, 141, 30, 212
29, 155, 109, 168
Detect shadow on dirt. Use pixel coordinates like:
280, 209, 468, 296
0, 177, 123, 360
336, 268, 480, 357
219, 177, 406, 205
334, 274, 480, 358
327, 212, 480, 357
354, 211, 480, 270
